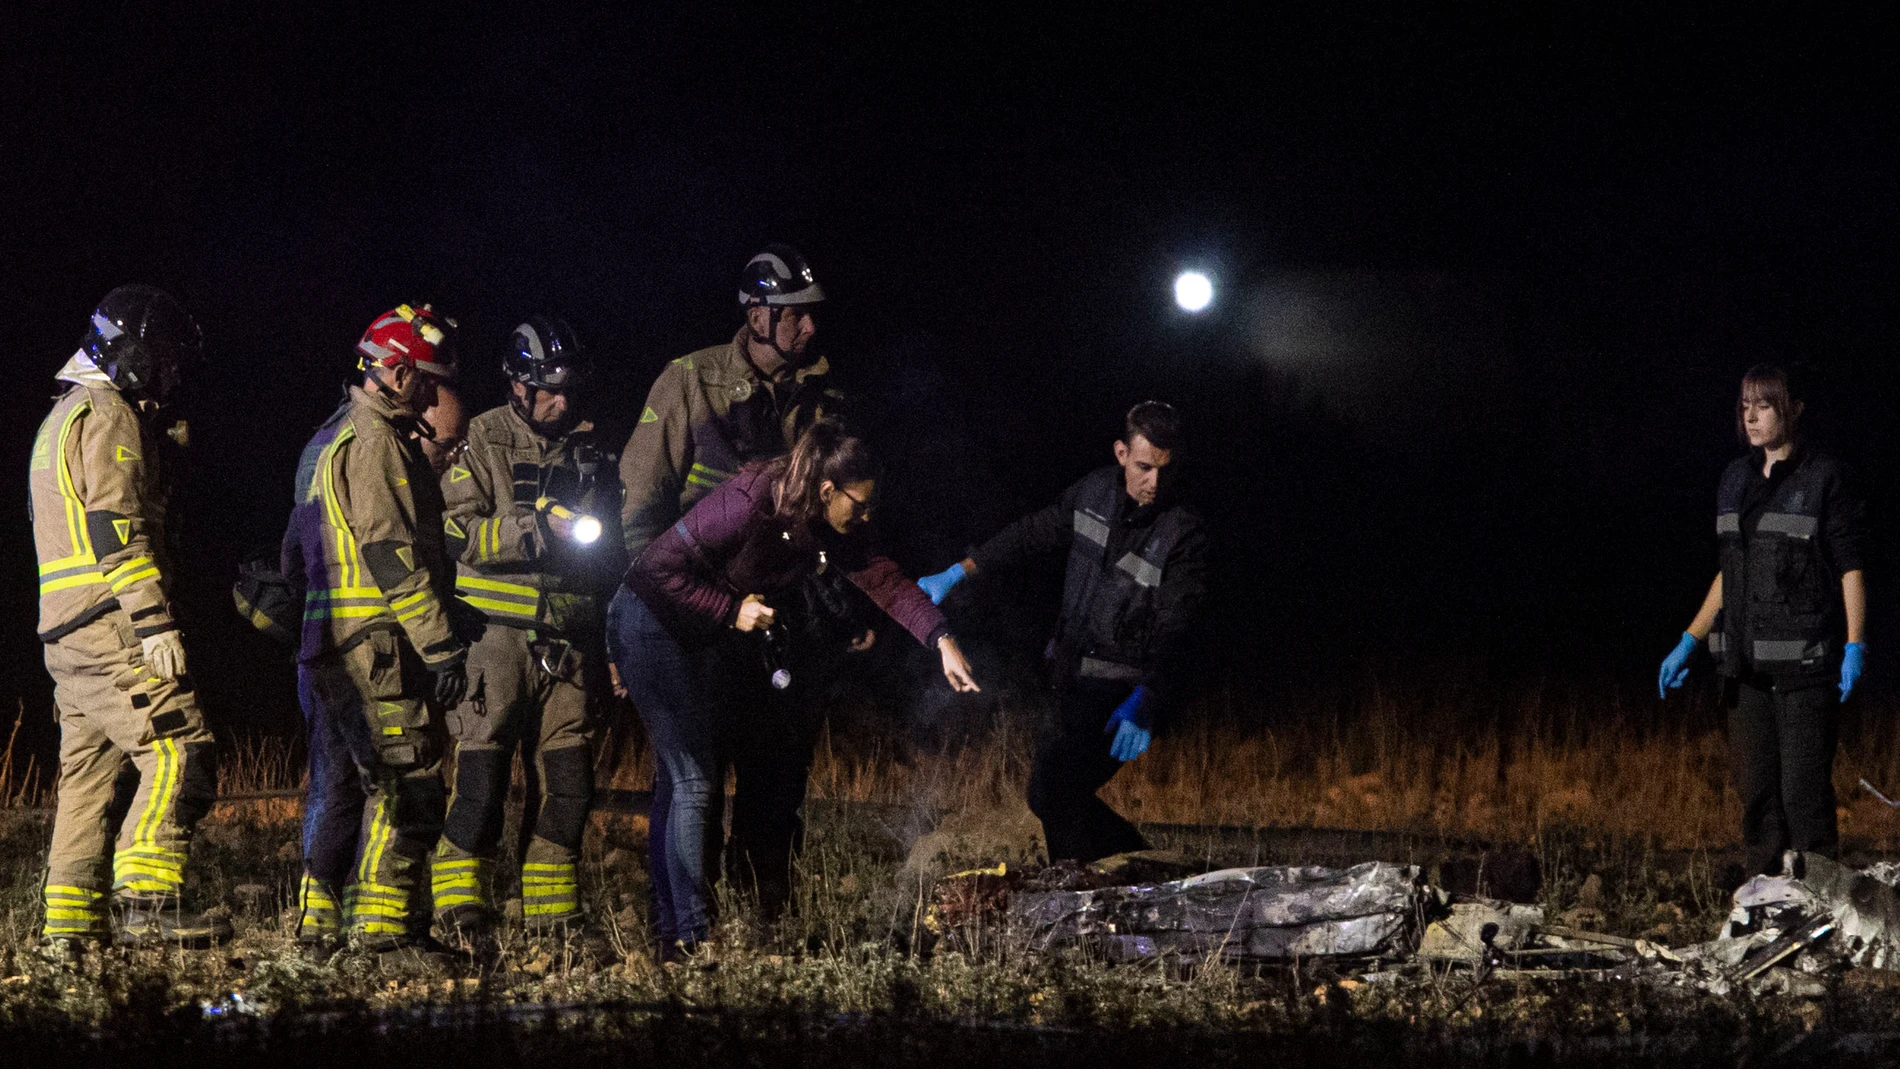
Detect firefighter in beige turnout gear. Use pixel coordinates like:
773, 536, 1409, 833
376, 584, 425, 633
285, 304, 477, 950
29, 285, 226, 949
433, 317, 622, 940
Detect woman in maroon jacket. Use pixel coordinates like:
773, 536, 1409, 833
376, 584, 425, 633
607, 419, 979, 955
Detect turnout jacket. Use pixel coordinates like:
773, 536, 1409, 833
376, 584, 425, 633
1710, 446, 1868, 683
626, 464, 948, 650
618, 328, 841, 560
29, 352, 179, 642
282, 386, 462, 667
441, 405, 625, 635
971, 465, 1208, 718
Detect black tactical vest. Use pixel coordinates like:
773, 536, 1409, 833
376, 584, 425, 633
1056, 466, 1190, 682
1709, 449, 1842, 678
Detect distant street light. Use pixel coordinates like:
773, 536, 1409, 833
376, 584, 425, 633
1174, 271, 1213, 313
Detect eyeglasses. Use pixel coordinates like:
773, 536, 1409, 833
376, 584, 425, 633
836, 485, 874, 519
441, 438, 470, 463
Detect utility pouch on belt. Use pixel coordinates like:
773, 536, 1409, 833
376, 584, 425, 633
364, 631, 428, 767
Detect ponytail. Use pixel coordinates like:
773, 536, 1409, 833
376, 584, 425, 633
770, 419, 877, 532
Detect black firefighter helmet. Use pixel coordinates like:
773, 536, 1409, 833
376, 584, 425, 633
504, 315, 589, 392
81, 284, 202, 402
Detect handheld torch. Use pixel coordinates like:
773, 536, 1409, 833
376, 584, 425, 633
535, 496, 602, 545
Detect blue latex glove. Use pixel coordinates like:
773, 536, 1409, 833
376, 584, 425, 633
1840, 642, 1866, 701
1105, 686, 1153, 761
917, 563, 965, 605
1658, 631, 1699, 699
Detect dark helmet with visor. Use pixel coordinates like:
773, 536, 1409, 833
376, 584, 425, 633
738, 244, 825, 308
504, 315, 589, 391
82, 284, 203, 402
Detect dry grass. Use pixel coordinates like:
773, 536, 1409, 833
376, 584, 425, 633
804, 674, 1900, 854
8, 672, 1900, 856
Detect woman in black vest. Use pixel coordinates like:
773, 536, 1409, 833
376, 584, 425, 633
1657, 363, 1868, 876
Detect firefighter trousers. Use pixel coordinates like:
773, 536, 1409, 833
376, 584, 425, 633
433, 625, 594, 926
42, 611, 216, 938
307, 629, 446, 944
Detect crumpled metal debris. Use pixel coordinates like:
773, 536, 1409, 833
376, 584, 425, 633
1721, 852, 1900, 971
1417, 899, 1544, 962
1008, 861, 1421, 962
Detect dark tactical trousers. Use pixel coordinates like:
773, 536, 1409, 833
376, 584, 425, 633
1728, 675, 1840, 876
1027, 677, 1151, 864
295, 662, 377, 939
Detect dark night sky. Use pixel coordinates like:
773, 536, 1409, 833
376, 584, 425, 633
2, 5, 1897, 757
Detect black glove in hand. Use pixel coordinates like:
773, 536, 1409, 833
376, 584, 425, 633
432, 660, 469, 709
447, 596, 488, 646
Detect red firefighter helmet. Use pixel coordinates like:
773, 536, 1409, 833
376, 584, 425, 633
356, 303, 457, 378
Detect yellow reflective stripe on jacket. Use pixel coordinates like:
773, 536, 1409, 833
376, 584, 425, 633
104, 555, 160, 594
317, 423, 369, 590
473, 516, 514, 563
53, 399, 95, 564
38, 558, 107, 595
685, 461, 733, 490
455, 573, 539, 620
304, 586, 387, 620
389, 587, 441, 624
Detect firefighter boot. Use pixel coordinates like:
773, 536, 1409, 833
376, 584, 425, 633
113, 894, 233, 948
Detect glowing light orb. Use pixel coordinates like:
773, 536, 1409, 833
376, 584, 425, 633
1174, 271, 1213, 312
573, 515, 603, 545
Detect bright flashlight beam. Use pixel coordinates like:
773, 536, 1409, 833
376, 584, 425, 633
1174, 271, 1213, 313
573, 515, 602, 545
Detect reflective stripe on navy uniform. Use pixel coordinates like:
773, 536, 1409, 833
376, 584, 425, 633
1057, 466, 1192, 680
1709, 449, 1844, 678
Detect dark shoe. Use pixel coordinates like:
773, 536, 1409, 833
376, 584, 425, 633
113, 896, 233, 948
377, 941, 455, 977
657, 938, 719, 971
437, 903, 499, 960
296, 931, 341, 962
529, 912, 618, 963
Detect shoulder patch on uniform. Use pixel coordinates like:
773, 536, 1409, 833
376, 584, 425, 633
641, 406, 659, 424
671, 357, 694, 369
113, 519, 132, 543
115, 445, 140, 462
450, 466, 472, 482
444, 516, 465, 538
396, 546, 415, 571
393, 477, 408, 487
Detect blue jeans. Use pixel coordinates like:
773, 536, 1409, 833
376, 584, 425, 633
608, 587, 718, 944
299, 662, 377, 892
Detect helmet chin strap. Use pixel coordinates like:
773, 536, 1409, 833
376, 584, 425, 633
511, 383, 578, 438
364, 366, 435, 432
748, 305, 813, 370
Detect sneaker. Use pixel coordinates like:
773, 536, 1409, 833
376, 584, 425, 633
113, 896, 233, 948
658, 938, 719, 971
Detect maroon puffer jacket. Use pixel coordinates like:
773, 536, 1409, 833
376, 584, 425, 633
625, 464, 948, 649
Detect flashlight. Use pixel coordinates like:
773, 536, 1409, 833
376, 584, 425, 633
761, 623, 792, 690
536, 497, 602, 545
